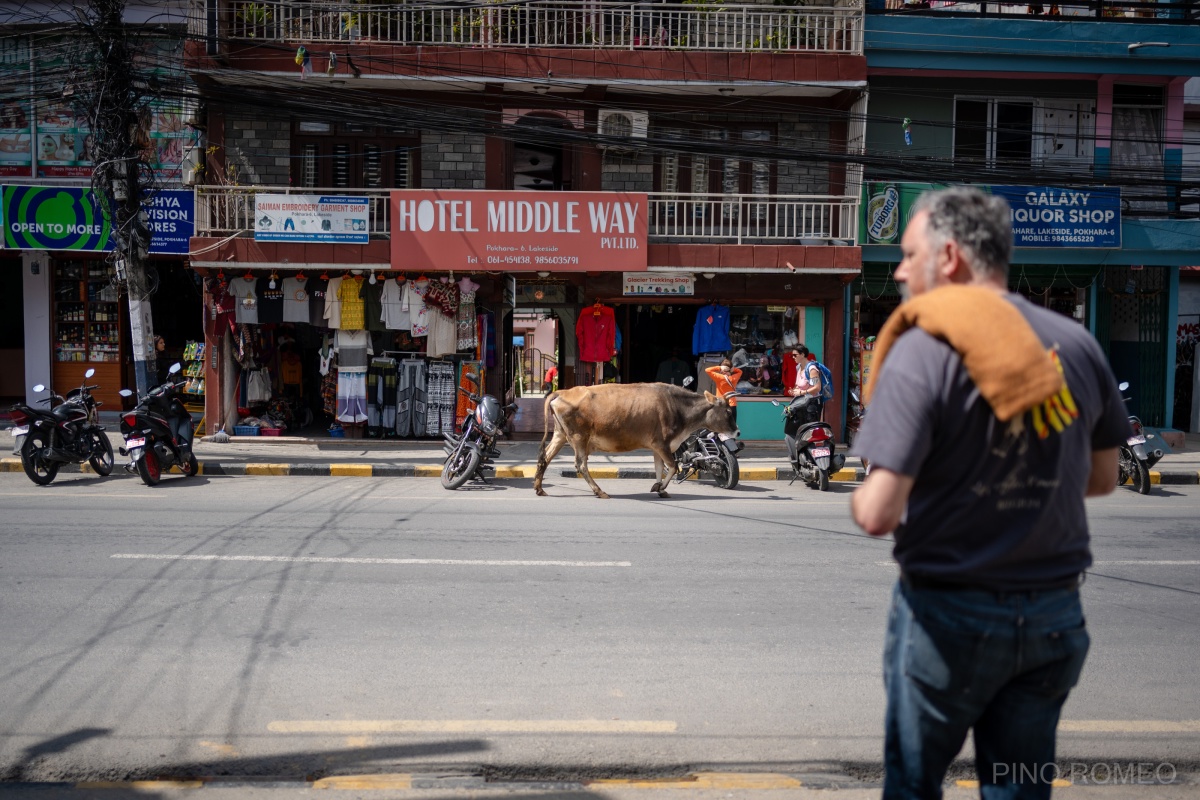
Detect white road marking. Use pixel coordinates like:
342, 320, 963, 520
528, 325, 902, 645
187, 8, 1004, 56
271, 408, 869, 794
111, 553, 631, 568
1060, 720, 1200, 733
874, 561, 1200, 567
268, 719, 676, 734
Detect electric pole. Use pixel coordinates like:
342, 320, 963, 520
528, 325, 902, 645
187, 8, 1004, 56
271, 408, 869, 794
80, 0, 156, 395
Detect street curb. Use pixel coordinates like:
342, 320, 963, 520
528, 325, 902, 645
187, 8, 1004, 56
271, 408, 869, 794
4, 457, 1198, 485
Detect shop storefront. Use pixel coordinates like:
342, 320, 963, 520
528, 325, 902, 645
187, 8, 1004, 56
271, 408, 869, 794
4, 185, 197, 407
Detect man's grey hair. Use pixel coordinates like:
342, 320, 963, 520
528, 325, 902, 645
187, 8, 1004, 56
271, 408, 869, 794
912, 186, 1012, 281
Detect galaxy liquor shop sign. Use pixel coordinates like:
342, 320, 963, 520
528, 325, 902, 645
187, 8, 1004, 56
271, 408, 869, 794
1, 185, 194, 254
861, 183, 1121, 249
390, 190, 648, 272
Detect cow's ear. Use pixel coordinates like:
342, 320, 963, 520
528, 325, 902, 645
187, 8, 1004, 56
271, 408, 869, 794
704, 390, 717, 403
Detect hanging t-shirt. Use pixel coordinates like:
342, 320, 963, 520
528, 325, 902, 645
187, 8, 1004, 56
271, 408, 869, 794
256, 276, 284, 324
338, 275, 366, 330
228, 276, 259, 325
324, 276, 343, 329
282, 277, 309, 323
380, 278, 410, 330
306, 276, 329, 328
576, 305, 616, 363
405, 278, 430, 337
693, 303, 732, 355
361, 279, 385, 332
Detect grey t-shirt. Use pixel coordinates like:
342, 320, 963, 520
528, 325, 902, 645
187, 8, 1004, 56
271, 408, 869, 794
853, 293, 1131, 590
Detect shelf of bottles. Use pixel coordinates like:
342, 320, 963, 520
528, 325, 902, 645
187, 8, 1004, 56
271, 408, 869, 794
54, 260, 122, 363
182, 340, 206, 405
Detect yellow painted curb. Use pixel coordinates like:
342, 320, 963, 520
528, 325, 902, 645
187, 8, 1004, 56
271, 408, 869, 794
312, 773, 413, 790
244, 463, 289, 476
957, 779, 1070, 789
831, 468, 858, 481
413, 465, 443, 477
1150, 471, 1161, 484
592, 772, 803, 790
1, 458, 22, 471
739, 468, 776, 481
76, 780, 205, 790
331, 463, 373, 477
574, 468, 619, 478
494, 466, 535, 478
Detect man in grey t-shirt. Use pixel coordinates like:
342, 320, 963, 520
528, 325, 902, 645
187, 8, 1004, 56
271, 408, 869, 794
851, 187, 1130, 799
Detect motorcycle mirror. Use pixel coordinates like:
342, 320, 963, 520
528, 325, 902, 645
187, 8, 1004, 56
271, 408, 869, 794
682, 376, 694, 387
32, 383, 45, 393
84, 368, 96, 379
1118, 381, 1130, 391
118, 389, 133, 398
169, 362, 182, 375
771, 399, 781, 406
464, 371, 479, 382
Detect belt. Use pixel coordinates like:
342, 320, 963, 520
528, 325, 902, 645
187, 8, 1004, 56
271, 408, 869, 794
901, 572, 1082, 595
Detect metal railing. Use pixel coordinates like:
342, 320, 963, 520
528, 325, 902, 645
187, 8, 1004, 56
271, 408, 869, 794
194, 186, 859, 243
872, 0, 1197, 21
226, 1, 864, 54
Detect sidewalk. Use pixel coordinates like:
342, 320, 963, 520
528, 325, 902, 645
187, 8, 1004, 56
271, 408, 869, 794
4, 421, 1200, 484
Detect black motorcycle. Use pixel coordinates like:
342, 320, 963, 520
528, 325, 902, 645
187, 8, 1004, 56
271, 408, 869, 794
117, 363, 198, 486
440, 374, 516, 490
1117, 381, 1164, 495
772, 396, 846, 491
8, 368, 114, 486
674, 429, 741, 489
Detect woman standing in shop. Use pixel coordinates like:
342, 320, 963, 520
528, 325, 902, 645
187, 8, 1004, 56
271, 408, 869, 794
704, 358, 742, 423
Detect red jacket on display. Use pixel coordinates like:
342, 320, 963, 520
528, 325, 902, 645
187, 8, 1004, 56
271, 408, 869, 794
576, 305, 616, 363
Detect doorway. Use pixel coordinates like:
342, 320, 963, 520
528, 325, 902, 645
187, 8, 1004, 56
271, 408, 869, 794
0, 256, 24, 403
509, 308, 560, 436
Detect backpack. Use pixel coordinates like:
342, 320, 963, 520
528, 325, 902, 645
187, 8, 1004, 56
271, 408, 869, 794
808, 361, 834, 402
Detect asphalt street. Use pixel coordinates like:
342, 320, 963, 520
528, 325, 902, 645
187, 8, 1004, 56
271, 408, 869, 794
0, 472, 1197, 795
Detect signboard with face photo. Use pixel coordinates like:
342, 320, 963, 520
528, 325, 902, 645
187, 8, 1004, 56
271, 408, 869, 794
0, 37, 32, 177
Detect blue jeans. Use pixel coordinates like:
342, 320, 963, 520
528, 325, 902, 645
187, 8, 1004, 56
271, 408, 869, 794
883, 579, 1090, 800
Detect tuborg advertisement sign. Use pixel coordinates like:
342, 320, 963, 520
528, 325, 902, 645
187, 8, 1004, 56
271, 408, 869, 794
1, 185, 194, 254
390, 190, 648, 272
861, 183, 1120, 249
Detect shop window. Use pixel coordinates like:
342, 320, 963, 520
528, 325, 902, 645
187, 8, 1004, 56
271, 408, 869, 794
953, 97, 1036, 168
293, 122, 418, 189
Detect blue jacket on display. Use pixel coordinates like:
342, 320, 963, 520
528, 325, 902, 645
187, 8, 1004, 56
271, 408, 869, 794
693, 303, 731, 355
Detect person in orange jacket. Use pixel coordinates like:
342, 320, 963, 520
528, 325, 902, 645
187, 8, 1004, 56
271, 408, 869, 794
705, 358, 742, 424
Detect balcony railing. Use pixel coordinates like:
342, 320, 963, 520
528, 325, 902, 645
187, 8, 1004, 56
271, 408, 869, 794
223, 1, 864, 54
194, 186, 860, 244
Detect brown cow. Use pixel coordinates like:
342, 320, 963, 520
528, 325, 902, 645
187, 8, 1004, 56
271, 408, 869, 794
533, 383, 738, 498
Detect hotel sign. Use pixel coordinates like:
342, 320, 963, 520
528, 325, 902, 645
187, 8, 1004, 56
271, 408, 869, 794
390, 190, 648, 272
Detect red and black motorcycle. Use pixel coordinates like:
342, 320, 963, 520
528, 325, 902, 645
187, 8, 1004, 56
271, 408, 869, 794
8, 368, 114, 486
118, 363, 198, 486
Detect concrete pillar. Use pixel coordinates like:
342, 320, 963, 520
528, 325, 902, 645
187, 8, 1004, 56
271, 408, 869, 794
21, 251, 51, 404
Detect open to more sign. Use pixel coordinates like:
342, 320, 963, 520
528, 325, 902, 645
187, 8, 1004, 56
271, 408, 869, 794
390, 190, 649, 272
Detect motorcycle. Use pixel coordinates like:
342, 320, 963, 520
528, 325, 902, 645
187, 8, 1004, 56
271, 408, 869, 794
117, 363, 198, 486
8, 368, 114, 485
772, 395, 846, 491
673, 428, 741, 489
1116, 381, 1164, 495
440, 374, 516, 490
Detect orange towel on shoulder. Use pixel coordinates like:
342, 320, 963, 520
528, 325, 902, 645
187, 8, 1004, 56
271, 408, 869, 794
865, 285, 1063, 423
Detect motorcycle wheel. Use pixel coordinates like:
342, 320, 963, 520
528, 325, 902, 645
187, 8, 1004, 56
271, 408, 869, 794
1118, 446, 1150, 494
181, 452, 199, 478
817, 469, 830, 492
712, 447, 740, 490
20, 430, 59, 486
137, 448, 162, 486
88, 432, 114, 476
440, 445, 481, 490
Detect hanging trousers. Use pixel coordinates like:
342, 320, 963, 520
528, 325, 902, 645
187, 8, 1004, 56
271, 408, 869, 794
367, 357, 399, 433
396, 359, 427, 438
425, 361, 457, 437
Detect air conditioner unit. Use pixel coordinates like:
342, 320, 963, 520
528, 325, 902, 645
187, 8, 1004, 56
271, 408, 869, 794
597, 109, 649, 149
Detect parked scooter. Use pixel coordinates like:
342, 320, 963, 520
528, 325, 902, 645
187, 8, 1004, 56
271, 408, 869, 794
440, 374, 516, 490
8, 368, 114, 485
1116, 381, 1164, 495
772, 395, 845, 491
117, 363, 198, 486
671, 376, 741, 489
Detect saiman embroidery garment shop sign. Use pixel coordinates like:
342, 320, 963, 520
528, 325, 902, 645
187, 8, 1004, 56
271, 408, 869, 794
390, 190, 648, 272
254, 194, 370, 244
1, 185, 194, 254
